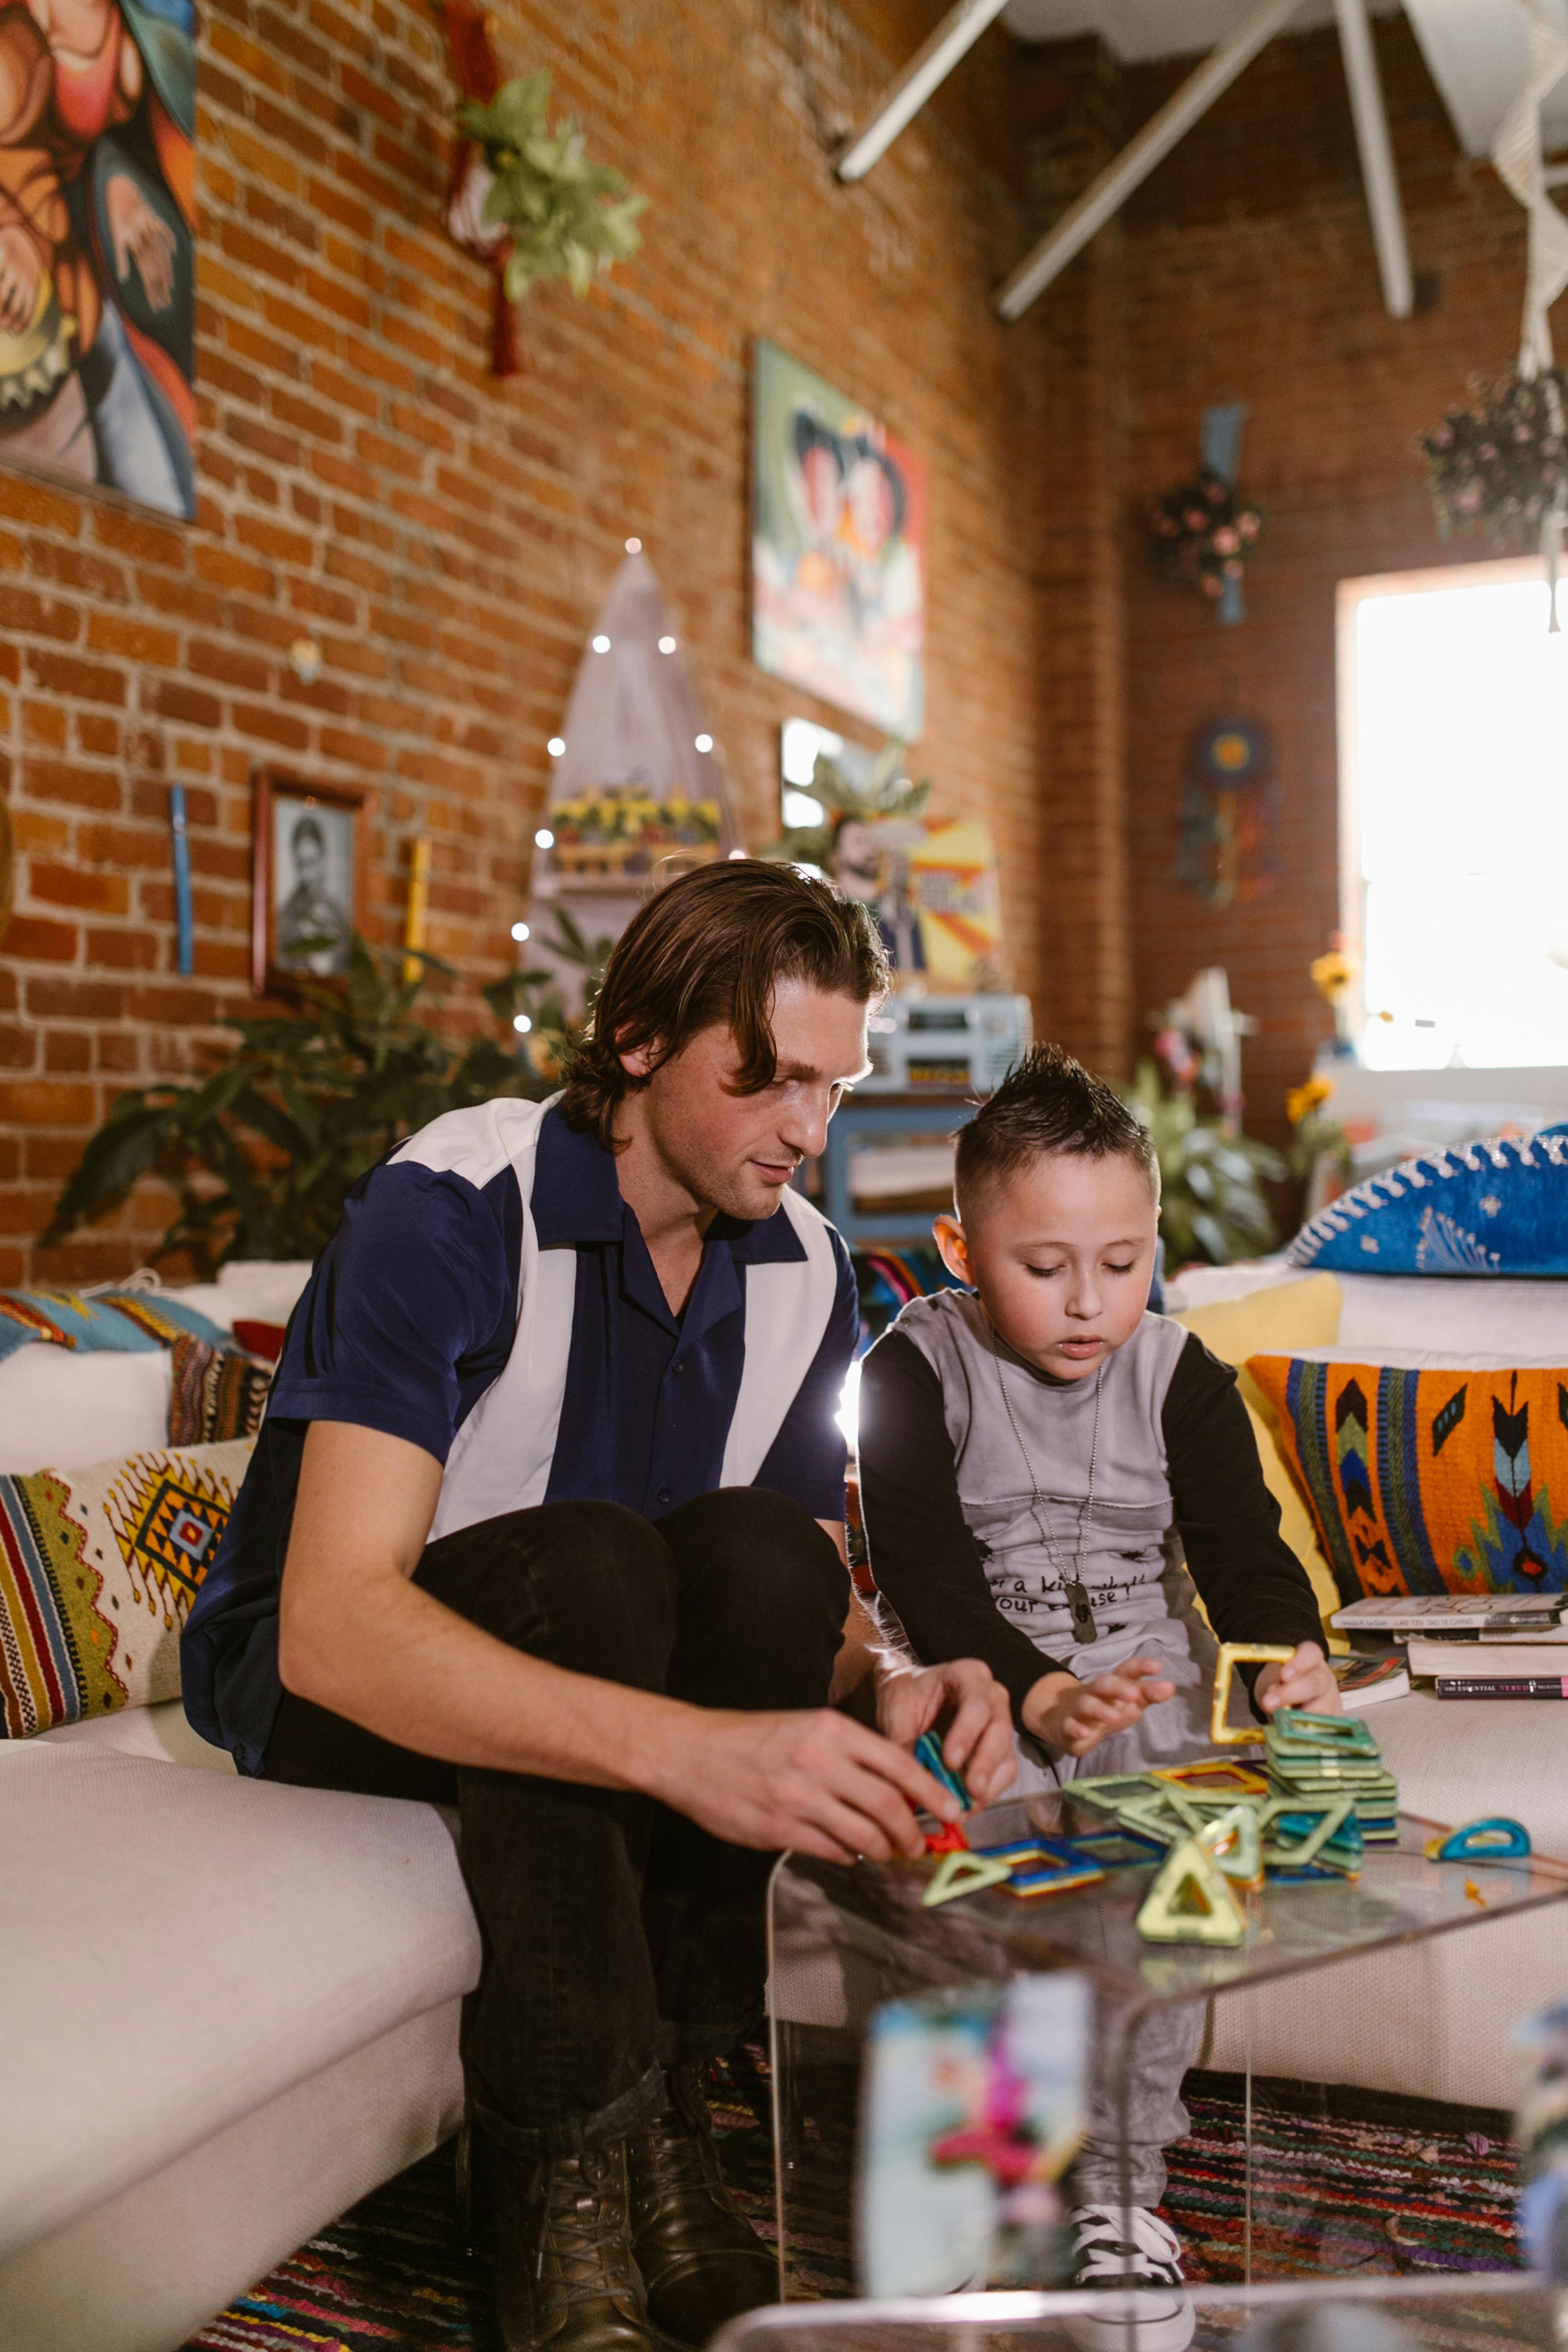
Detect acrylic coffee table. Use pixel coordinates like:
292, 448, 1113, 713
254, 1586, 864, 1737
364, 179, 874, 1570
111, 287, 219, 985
716, 2273, 1568, 2352
766, 1789, 1568, 2300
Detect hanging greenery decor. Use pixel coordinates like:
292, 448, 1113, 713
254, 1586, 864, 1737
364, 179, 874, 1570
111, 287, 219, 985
1418, 367, 1568, 547
1145, 466, 1262, 604
456, 72, 647, 305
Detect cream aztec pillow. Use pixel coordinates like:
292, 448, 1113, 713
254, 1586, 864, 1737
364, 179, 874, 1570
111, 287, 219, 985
0, 1438, 254, 1739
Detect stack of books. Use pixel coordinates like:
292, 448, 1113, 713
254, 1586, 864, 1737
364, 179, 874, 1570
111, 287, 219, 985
1329, 1595, 1568, 1700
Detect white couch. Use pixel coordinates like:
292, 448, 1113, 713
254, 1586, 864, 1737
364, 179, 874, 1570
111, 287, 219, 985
5, 1261, 1568, 2346
0, 1265, 480, 2352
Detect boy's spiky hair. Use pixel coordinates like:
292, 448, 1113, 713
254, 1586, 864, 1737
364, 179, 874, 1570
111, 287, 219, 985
954, 1043, 1159, 1218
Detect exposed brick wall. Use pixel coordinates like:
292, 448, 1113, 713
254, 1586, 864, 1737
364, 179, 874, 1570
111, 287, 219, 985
1107, 15, 1531, 1149
0, 0, 1054, 1284
1022, 38, 1134, 1076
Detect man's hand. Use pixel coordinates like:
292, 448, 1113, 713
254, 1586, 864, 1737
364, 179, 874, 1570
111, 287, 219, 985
876, 1658, 1016, 1808
1254, 1641, 1340, 1718
654, 1707, 963, 1866
1021, 1658, 1176, 1760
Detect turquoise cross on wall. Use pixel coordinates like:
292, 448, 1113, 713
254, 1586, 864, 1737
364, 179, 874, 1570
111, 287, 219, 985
1201, 402, 1249, 625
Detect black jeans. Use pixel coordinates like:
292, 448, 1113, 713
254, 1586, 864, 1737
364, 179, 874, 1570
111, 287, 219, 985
264, 1488, 849, 2156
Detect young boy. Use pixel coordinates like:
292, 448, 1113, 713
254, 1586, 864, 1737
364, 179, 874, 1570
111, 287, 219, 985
857, 1045, 1336, 2338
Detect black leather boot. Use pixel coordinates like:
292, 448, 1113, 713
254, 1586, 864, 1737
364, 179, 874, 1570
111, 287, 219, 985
480, 2121, 658, 2352
628, 2064, 777, 2347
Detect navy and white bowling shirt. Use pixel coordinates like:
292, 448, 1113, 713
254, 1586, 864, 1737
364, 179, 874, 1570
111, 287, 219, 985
183, 1096, 858, 1774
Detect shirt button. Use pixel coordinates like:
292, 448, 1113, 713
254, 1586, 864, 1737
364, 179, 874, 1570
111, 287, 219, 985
657, 1486, 672, 1506
672, 1359, 685, 1376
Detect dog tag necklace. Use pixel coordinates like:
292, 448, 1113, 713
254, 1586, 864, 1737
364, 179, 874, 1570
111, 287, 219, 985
992, 1336, 1102, 1644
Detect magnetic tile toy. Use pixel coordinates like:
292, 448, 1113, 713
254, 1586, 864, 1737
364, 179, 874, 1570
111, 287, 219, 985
1151, 1759, 1270, 1798
1136, 1834, 1248, 1945
915, 1729, 973, 1813
1424, 1816, 1531, 1864
1198, 1802, 1264, 1890
1068, 1826, 1168, 1868
922, 1849, 1012, 1907
1210, 1642, 1295, 1746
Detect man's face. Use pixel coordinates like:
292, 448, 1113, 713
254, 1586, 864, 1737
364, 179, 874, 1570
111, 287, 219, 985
625, 978, 873, 1222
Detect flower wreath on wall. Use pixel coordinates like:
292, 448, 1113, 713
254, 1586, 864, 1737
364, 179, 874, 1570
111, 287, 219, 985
1146, 468, 1262, 606
1419, 0, 1568, 621
1145, 404, 1261, 625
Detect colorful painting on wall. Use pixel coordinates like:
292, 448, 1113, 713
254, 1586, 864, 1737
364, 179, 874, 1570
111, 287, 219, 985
751, 340, 927, 739
0, 0, 196, 518
829, 811, 1004, 987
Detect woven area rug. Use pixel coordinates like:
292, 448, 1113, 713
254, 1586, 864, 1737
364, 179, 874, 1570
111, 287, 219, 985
181, 2060, 1521, 2349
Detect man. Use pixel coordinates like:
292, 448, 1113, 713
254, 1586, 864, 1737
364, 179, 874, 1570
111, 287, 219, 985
184, 860, 1015, 2352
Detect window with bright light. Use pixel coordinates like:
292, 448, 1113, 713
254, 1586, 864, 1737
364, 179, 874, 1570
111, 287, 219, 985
1342, 563, 1568, 1069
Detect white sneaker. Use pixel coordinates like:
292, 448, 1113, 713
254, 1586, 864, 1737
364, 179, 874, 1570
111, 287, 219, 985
1065, 2205, 1195, 2352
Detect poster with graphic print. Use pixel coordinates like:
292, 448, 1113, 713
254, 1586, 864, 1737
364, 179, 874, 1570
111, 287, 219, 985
751, 340, 927, 739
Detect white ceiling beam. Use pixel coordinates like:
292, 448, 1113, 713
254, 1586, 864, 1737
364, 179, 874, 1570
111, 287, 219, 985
1333, 0, 1413, 314
994, 0, 1305, 320
836, 0, 1013, 182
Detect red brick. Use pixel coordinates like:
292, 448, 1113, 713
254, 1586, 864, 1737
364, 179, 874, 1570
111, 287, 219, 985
24, 977, 124, 1020
147, 679, 221, 730
2, 914, 78, 963
0, 1080, 94, 1124
25, 651, 127, 704
29, 862, 131, 915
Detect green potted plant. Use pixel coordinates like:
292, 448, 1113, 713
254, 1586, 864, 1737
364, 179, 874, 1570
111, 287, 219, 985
1121, 1059, 1284, 1267
44, 912, 610, 1274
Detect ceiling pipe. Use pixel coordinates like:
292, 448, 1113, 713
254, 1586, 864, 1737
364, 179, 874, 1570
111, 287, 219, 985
835, 0, 1012, 183
1334, 0, 1414, 315
995, 0, 1305, 322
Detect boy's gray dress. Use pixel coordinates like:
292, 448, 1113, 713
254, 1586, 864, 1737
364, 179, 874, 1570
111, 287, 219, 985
891, 1292, 1224, 2204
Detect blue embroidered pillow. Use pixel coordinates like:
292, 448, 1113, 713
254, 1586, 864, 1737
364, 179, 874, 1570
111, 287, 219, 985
1287, 1127, 1568, 1277
0, 1286, 228, 1365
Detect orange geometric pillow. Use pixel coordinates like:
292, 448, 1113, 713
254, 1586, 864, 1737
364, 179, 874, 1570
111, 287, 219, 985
1245, 1354, 1568, 1603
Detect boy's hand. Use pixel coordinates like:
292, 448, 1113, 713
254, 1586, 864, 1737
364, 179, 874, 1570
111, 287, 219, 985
876, 1658, 1018, 1807
1254, 1641, 1341, 1718
1022, 1658, 1176, 1761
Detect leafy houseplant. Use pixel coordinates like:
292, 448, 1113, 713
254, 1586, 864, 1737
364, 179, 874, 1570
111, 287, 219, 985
1121, 1060, 1284, 1267
760, 737, 930, 870
457, 72, 646, 303
44, 916, 610, 1274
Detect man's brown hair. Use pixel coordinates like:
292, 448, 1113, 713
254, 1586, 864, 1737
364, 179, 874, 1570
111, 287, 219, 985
559, 859, 890, 1146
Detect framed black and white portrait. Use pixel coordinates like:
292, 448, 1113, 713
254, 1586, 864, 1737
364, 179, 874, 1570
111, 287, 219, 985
252, 769, 368, 993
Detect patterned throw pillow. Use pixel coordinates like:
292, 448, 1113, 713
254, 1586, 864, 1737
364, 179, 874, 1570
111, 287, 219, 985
1246, 1353, 1568, 1604
167, 1334, 273, 1445
0, 1438, 253, 1738
0, 1285, 229, 1361
1286, 1128, 1568, 1276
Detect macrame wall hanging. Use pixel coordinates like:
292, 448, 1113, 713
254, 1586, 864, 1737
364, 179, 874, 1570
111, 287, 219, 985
1419, 0, 1568, 625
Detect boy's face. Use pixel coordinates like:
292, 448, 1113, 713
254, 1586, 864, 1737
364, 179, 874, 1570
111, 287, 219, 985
934, 1150, 1158, 1381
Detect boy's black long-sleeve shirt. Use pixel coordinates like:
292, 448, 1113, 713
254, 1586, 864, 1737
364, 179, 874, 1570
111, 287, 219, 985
856, 1320, 1324, 1726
